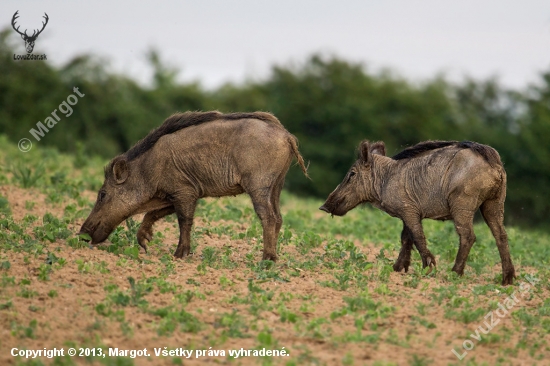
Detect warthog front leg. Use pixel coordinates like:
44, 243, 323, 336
403, 218, 437, 271
137, 206, 176, 252
393, 224, 414, 272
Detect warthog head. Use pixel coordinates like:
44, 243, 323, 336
319, 141, 386, 216
79, 157, 145, 243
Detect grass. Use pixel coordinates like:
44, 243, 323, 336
0, 133, 549, 365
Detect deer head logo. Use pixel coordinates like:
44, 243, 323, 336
11, 11, 49, 54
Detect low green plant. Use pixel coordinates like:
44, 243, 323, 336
10, 163, 45, 188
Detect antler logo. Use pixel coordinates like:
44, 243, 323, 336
11, 10, 49, 54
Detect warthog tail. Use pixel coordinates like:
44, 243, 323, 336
288, 135, 309, 179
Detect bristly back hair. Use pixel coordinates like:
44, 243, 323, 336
391, 141, 458, 160
123, 111, 281, 162
391, 140, 502, 167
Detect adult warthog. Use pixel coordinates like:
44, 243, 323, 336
319, 140, 515, 285
79, 111, 308, 261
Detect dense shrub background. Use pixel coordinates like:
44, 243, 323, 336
1, 29, 548, 227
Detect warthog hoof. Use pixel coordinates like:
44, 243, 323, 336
393, 260, 410, 273
422, 254, 437, 275
502, 267, 516, 286
173, 245, 191, 258
137, 226, 153, 253
262, 252, 278, 262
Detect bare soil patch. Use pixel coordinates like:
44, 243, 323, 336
0, 186, 548, 365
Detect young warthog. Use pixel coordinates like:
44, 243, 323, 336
319, 140, 516, 285
79, 111, 308, 261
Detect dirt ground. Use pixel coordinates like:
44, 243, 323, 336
0, 185, 548, 366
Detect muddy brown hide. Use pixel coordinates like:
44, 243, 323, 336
79, 111, 308, 261
319, 140, 515, 285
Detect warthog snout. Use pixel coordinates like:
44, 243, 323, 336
320, 193, 351, 216
77, 221, 95, 242
78, 219, 112, 244
77, 230, 91, 242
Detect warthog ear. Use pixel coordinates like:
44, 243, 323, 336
370, 141, 386, 156
359, 140, 371, 164
112, 159, 129, 184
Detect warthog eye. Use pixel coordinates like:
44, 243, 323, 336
98, 190, 106, 202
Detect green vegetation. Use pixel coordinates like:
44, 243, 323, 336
1, 25, 550, 364
0, 136, 549, 365
1, 28, 549, 228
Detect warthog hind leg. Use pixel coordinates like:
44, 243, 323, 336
271, 174, 285, 246
451, 210, 476, 277
480, 198, 515, 285
172, 195, 197, 258
249, 189, 279, 262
